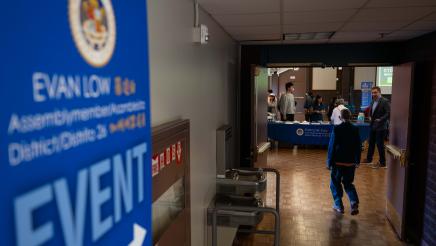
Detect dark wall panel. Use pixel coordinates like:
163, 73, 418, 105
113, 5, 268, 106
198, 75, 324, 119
421, 61, 436, 246
260, 42, 403, 66
240, 46, 261, 167
402, 31, 436, 63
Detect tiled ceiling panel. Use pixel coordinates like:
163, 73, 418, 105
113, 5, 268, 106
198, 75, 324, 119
403, 21, 436, 31
424, 12, 436, 21
352, 7, 436, 22
198, 0, 280, 14
214, 13, 280, 26
282, 39, 330, 44
199, 0, 436, 43
331, 31, 381, 41
225, 25, 281, 36
283, 0, 367, 12
387, 30, 431, 38
367, 0, 436, 8
341, 21, 409, 32
377, 30, 431, 41
283, 10, 356, 24
283, 22, 343, 33
242, 40, 283, 45
233, 33, 282, 41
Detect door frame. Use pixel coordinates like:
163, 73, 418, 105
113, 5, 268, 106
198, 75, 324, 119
403, 61, 433, 244
250, 65, 259, 164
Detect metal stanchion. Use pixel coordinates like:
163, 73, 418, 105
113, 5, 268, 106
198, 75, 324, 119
211, 206, 280, 246
210, 168, 281, 246
231, 167, 280, 213
212, 209, 217, 246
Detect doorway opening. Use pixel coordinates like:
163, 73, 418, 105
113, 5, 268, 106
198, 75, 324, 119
235, 63, 429, 245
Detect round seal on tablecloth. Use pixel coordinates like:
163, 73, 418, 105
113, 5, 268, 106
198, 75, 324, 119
296, 128, 304, 136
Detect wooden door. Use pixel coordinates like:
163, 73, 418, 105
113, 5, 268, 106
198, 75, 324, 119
386, 63, 414, 239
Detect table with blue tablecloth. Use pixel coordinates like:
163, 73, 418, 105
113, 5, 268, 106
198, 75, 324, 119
268, 122, 371, 145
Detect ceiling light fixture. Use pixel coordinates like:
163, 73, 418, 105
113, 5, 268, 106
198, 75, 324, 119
283, 32, 335, 41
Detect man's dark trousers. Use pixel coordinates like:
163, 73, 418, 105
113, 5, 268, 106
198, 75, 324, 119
330, 165, 359, 209
366, 129, 387, 165
285, 114, 294, 121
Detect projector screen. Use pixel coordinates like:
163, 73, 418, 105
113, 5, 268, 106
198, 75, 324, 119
354, 67, 376, 90
312, 68, 337, 90
376, 66, 393, 94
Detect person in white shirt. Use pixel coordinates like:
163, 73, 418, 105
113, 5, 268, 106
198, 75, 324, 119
278, 82, 296, 121
267, 90, 279, 120
267, 90, 277, 113
331, 99, 347, 125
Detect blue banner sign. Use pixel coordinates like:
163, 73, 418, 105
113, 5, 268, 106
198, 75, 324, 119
361, 81, 373, 110
0, 0, 152, 245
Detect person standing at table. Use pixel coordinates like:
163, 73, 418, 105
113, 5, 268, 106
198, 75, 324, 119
310, 95, 325, 122
331, 99, 347, 125
304, 91, 314, 121
327, 108, 361, 215
279, 82, 296, 121
327, 97, 337, 119
267, 90, 277, 113
362, 86, 390, 169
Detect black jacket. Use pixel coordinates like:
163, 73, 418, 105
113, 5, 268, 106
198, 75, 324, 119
327, 122, 361, 167
370, 97, 390, 131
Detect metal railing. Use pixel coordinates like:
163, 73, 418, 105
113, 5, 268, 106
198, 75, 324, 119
210, 168, 281, 246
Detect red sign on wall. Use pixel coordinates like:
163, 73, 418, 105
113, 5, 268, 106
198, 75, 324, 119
159, 152, 165, 170
166, 147, 171, 166
152, 140, 183, 176
176, 141, 182, 164
152, 155, 159, 177
171, 144, 176, 161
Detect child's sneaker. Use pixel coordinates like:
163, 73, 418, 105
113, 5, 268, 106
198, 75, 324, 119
351, 203, 359, 215
333, 205, 344, 214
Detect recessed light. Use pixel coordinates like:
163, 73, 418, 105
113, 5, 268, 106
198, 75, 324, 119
283, 32, 335, 41
283, 33, 299, 40
299, 33, 315, 40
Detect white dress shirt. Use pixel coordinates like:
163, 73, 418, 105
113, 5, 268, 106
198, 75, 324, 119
331, 105, 347, 125
372, 97, 380, 115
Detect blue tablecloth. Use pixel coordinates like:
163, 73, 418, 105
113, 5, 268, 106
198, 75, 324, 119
268, 122, 371, 145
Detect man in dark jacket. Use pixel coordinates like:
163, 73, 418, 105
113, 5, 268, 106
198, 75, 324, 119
327, 108, 361, 215
362, 86, 390, 168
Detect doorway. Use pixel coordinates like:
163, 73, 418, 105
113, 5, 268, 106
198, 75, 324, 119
236, 63, 429, 245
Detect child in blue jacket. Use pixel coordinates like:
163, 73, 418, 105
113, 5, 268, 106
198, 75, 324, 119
327, 109, 361, 215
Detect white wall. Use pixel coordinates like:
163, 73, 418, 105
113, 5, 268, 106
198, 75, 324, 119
354, 67, 376, 90
147, 0, 237, 245
312, 68, 337, 90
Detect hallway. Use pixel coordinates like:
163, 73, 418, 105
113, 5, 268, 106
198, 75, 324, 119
234, 148, 405, 246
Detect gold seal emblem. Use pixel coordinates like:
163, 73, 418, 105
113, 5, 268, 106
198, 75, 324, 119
69, 0, 116, 67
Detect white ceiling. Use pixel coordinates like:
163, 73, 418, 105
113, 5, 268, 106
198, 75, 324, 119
198, 0, 436, 44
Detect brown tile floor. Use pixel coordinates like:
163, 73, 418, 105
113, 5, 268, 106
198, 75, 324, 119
233, 147, 405, 246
